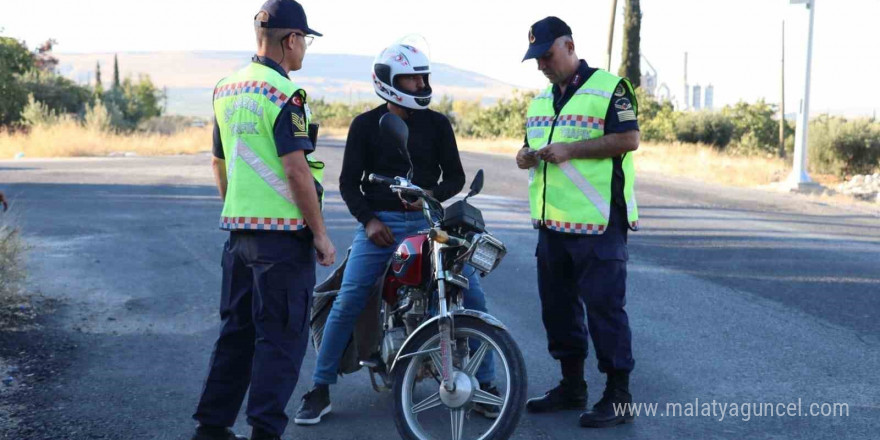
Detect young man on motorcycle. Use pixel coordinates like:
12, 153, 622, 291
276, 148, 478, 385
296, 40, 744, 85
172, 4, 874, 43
295, 42, 499, 425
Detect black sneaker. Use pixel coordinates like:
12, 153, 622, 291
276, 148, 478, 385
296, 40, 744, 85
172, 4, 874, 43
294, 384, 332, 425
472, 383, 501, 419
190, 425, 247, 440
579, 372, 634, 428
525, 379, 587, 413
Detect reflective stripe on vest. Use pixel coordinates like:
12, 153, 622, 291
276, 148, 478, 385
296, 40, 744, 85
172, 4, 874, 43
526, 69, 639, 235
213, 62, 323, 232
234, 138, 295, 205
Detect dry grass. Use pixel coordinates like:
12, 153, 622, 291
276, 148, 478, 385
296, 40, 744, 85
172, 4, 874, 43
457, 137, 805, 188
634, 141, 793, 187
0, 124, 843, 189
0, 221, 34, 329
458, 137, 524, 156
318, 126, 350, 141
0, 122, 213, 159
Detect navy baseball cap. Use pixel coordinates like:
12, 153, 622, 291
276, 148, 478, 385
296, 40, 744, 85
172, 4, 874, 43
255, 0, 322, 36
522, 16, 572, 61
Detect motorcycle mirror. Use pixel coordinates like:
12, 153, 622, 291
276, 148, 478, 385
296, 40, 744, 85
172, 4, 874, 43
465, 169, 484, 199
379, 112, 413, 180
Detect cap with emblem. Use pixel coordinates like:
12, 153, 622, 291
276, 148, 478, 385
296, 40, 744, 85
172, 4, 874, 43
522, 16, 572, 62
255, 0, 322, 36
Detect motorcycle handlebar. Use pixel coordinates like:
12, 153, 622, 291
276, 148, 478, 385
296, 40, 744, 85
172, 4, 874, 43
368, 173, 397, 186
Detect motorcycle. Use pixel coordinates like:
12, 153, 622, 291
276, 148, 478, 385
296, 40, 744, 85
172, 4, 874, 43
310, 113, 527, 440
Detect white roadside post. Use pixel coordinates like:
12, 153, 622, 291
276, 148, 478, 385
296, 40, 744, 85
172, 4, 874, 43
788, 0, 820, 191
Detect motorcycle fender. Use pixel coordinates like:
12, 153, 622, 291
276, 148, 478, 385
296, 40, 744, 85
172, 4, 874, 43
389, 310, 507, 373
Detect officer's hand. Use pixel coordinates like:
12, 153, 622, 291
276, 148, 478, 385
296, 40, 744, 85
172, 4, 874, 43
314, 233, 336, 267
536, 143, 574, 164
365, 218, 395, 247
516, 147, 538, 169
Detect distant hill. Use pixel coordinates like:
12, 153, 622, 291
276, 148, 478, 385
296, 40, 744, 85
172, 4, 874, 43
56, 51, 524, 117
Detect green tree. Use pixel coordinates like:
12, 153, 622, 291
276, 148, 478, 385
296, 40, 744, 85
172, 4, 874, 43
33, 39, 58, 72
635, 88, 677, 142
116, 75, 164, 126
721, 100, 779, 154
95, 60, 103, 96
0, 36, 34, 125
112, 54, 120, 90
18, 69, 93, 116
618, 0, 641, 87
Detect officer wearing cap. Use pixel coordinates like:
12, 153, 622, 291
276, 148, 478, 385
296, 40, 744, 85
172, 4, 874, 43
516, 16, 639, 428
189, 1, 335, 439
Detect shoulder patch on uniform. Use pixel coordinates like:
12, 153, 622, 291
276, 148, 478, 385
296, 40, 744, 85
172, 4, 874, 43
291, 112, 308, 137
291, 95, 303, 107
617, 110, 637, 122
614, 84, 626, 97
614, 98, 632, 111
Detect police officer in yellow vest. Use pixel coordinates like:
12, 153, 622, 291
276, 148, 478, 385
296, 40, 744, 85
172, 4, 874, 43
516, 17, 639, 428
190, 1, 335, 439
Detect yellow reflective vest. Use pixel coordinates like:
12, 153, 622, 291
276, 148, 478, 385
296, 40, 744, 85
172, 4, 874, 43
526, 69, 639, 235
213, 62, 323, 231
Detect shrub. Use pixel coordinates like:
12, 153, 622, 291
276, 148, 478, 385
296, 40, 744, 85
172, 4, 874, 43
637, 90, 678, 143
674, 111, 734, 148
809, 115, 880, 176
0, 223, 26, 304
309, 98, 377, 128
459, 90, 535, 139
721, 100, 780, 155
20, 94, 76, 127
18, 69, 93, 117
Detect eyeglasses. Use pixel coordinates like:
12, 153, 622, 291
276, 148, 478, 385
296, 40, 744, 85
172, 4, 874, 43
287, 31, 313, 47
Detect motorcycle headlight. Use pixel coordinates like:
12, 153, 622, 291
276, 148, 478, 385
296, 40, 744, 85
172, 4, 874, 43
468, 234, 506, 274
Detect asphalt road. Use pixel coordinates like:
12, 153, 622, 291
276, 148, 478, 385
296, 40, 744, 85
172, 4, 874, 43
1, 140, 878, 440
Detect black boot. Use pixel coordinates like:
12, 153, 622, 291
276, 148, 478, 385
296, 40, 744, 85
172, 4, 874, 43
579, 371, 634, 428
250, 426, 280, 440
294, 384, 332, 425
190, 425, 247, 440
525, 378, 587, 413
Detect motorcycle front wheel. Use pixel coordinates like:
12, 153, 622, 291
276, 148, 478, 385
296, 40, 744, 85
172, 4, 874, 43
392, 316, 527, 440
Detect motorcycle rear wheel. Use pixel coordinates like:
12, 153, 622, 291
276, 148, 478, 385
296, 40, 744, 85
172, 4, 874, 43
392, 316, 527, 440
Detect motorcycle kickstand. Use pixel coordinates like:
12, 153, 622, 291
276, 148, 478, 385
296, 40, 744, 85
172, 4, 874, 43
360, 360, 392, 392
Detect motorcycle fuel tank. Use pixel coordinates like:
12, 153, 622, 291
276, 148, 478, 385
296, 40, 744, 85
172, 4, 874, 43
391, 234, 428, 286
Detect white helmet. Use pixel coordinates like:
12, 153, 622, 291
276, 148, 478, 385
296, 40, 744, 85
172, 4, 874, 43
372, 43, 432, 110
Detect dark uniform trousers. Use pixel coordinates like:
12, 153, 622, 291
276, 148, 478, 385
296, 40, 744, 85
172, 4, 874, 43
535, 215, 635, 374
194, 230, 315, 435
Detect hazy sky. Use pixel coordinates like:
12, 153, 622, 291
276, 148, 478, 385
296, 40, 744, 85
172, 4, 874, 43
2, 0, 877, 116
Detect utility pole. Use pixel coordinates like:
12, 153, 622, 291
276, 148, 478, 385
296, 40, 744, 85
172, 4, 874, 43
788, 0, 818, 190
605, 0, 618, 71
779, 20, 786, 158
683, 52, 689, 111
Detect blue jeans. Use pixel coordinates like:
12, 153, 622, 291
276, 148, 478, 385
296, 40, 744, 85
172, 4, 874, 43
313, 211, 495, 385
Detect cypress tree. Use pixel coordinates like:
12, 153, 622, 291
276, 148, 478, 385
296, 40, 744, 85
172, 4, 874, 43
618, 0, 642, 88
112, 54, 120, 90
95, 60, 103, 95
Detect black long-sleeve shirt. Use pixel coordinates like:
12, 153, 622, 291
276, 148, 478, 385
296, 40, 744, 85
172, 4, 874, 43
339, 105, 466, 226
